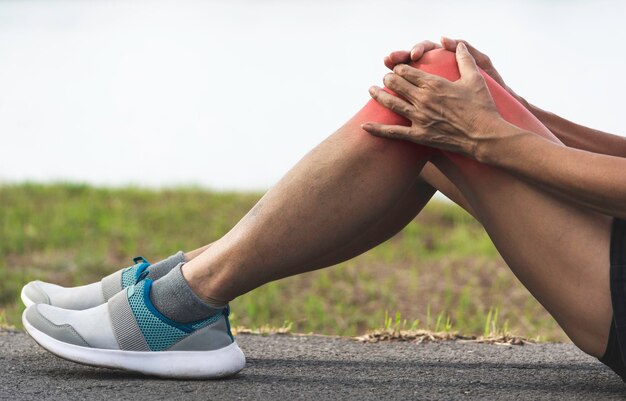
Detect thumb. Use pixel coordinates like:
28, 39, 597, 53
440, 36, 457, 51
455, 42, 480, 80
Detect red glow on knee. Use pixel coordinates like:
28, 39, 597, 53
412, 49, 556, 141
354, 49, 460, 127
409, 49, 460, 81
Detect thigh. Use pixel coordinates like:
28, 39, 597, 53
414, 50, 612, 357
433, 153, 612, 357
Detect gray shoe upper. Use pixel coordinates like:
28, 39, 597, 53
21, 252, 186, 311
100, 269, 123, 302
166, 318, 232, 351
24, 287, 233, 352
22, 281, 105, 310
106, 287, 233, 352
22, 282, 50, 305
107, 289, 150, 351
24, 306, 90, 347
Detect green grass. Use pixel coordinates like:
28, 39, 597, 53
0, 183, 565, 341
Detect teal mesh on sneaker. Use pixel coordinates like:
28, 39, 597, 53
121, 257, 151, 288
126, 279, 222, 351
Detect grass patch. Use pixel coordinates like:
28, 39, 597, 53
355, 310, 533, 346
0, 183, 565, 341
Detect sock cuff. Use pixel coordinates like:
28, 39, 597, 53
146, 251, 186, 280
150, 262, 224, 324
174, 263, 226, 310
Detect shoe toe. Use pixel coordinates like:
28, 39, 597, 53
21, 281, 50, 306
23, 305, 90, 347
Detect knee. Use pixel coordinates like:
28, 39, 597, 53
357, 49, 460, 126
408, 49, 460, 82
410, 49, 559, 143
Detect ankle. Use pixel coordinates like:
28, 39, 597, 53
181, 260, 232, 307
149, 263, 224, 324
183, 243, 214, 262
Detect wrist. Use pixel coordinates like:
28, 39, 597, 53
474, 118, 525, 165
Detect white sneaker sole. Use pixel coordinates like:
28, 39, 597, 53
23, 310, 246, 379
20, 286, 35, 308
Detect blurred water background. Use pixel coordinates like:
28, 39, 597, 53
1, 0, 625, 191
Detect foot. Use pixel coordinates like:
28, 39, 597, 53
22, 278, 245, 379
20, 257, 151, 310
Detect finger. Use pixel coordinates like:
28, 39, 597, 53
384, 50, 411, 70
361, 122, 412, 141
440, 36, 457, 51
391, 64, 431, 87
442, 37, 489, 63
410, 40, 441, 61
368, 86, 414, 119
384, 56, 393, 70
382, 72, 420, 103
455, 42, 480, 80
457, 40, 487, 61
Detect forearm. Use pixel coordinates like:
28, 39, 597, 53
523, 102, 626, 157
479, 119, 626, 218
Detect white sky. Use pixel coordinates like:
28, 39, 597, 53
1, 0, 625, 190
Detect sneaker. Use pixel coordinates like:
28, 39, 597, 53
21, 257, 151, 310
22, 277, 245, 378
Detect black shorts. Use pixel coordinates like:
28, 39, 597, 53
599, 218, 626, 381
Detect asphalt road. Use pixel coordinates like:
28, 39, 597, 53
1, 330, 625, 400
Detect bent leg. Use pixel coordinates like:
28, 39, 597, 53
183, 92, 437, 301
183, 49, 612, 357
334, 51, 611, 356
181, 166, 475, 270
410, 50, 612, 356
306, 166, 478, 268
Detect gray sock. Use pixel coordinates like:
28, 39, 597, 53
146, 251, 185, 280
150, 263, 224, 323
